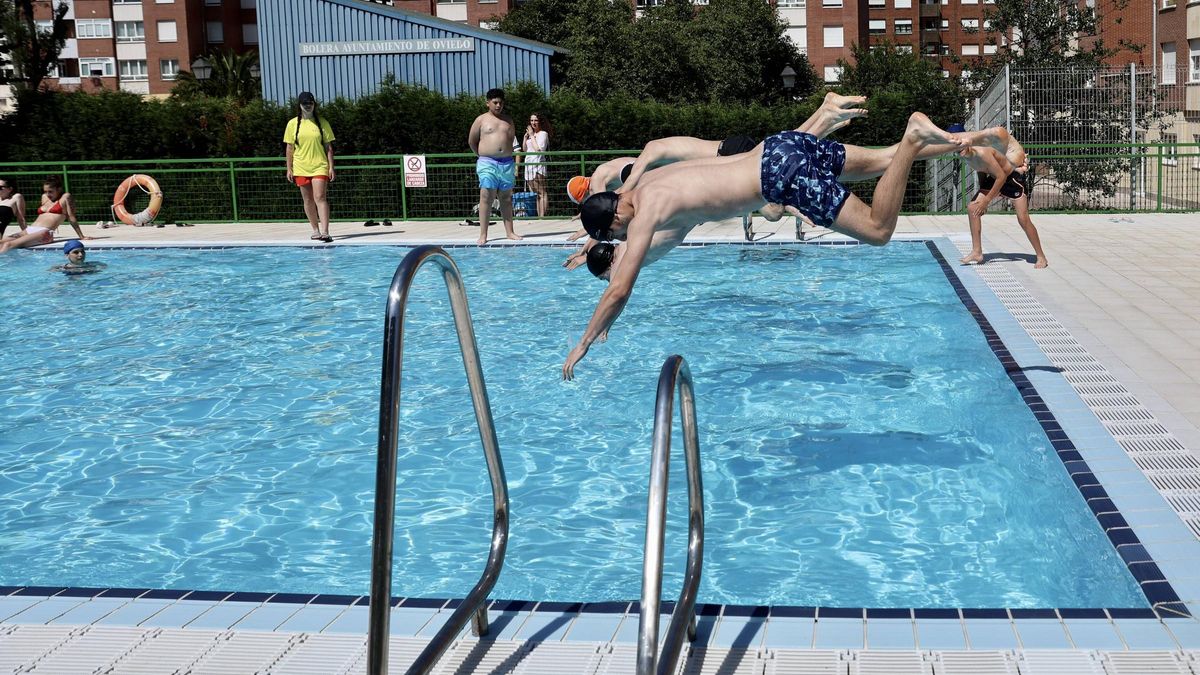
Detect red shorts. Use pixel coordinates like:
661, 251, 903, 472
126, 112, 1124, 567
295, 175, 328, 187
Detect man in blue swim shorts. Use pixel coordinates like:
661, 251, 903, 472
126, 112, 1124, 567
468, 88, 522, 245
561, 110, 962, 380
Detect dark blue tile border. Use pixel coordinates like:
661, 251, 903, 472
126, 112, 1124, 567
923, 240, 1189, 618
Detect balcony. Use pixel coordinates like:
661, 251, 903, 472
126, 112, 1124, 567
919, 2, 940, 17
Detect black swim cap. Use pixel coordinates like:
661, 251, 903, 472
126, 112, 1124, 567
586, 243, 616, 278
581, 191, 620, 240
619, 163, 633, 183
718, 135, 758, 156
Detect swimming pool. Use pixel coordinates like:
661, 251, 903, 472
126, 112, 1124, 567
0, 243, 1147, 609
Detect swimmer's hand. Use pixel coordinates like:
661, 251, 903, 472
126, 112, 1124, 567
564, 253, 586, 271
566, 227, 588, 242
563, 343, 589, 381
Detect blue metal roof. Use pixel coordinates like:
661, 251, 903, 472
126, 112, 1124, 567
258, 0, 563, 105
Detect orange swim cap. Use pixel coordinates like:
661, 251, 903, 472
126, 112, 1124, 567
567, 176, 590, 205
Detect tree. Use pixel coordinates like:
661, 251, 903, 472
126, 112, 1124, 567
496, 0, 816, 105
834, 42, 966, 146
0, 0, 69, 94
170, 49, 261, 104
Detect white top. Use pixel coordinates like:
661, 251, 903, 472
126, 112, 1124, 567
523, 130, 550, 181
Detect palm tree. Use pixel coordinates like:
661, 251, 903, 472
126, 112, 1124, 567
171, 48, 260, 103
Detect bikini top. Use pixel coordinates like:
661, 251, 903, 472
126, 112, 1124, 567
37, 200, 64, 215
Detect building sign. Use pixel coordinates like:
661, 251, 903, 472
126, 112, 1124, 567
299, 39, 474, 57
404, 155, 427, 188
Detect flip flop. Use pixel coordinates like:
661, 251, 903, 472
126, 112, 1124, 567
383, 219, 393, 227
310, 233, 324, 240
321, 234, 334, 243
364, 220, 379, 227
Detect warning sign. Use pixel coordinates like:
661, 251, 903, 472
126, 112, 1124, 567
404, 155, 427, 188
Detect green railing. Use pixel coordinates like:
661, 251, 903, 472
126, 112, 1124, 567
1, 144, 1197, 225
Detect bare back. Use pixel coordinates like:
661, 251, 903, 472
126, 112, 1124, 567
590, 157, 636, 194
626, 151, 765, 240
472, 112, 516, 158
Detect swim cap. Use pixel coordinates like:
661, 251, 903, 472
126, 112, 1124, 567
567, 176, 590, 205
619, 163, 633, 183
718, 135, 758, 156
580, 191, 620, 240
586, 242, 616, 278
63, 240, 85, 254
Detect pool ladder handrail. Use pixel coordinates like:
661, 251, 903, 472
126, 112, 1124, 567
637, 355, 705, 675
367, 245, 509, 675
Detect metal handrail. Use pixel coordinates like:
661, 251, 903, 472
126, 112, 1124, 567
637, 355, 705, 675
367, 245, 509, 675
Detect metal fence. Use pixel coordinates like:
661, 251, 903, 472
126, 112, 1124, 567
922, 64, 1200, 213
3, 143, 1199, 226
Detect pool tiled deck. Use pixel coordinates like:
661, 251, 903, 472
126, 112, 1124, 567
8, 213, 1200, 673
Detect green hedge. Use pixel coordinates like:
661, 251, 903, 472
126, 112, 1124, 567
0, 80, 840, 163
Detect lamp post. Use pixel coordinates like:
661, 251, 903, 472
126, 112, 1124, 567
249, 64, 261, 79
780, 65, 797, 97
191, 57, 212, 80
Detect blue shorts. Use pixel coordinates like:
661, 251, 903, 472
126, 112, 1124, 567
759, 131, 850, 227
476, 156, 516, 191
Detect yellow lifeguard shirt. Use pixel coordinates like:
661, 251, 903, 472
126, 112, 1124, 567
283, 117, 336, 177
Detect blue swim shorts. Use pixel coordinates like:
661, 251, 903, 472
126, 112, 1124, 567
476, 156, 516, 191
759, 131, 849, 228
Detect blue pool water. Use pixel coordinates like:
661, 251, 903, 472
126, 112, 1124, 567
0, 243, 1145, 608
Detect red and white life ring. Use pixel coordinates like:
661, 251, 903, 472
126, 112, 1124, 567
112, 174, 164, 226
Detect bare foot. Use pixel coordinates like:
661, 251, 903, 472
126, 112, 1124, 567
477, 236, 488, 245
760, 203, 785, 222
812, 93, 867, 136
506, 233, 524, 240
904, 112, 953, 147
960, 252, 984, 265
948, 126, 1010, 153
1034, 258, 1048, 269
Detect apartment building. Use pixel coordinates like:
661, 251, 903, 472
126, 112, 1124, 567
861, 0, 1000, 78
23, 0, 259, 98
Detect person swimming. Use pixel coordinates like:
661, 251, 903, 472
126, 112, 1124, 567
53, 239, 106, 274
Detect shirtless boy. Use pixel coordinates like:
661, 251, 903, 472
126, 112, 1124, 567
467, 88, 522, 245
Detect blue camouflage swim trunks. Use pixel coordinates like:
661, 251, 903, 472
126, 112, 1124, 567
476, 156, 516, 191
760, 130, 849, 228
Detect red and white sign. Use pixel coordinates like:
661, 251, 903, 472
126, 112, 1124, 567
404, 155, 427, 188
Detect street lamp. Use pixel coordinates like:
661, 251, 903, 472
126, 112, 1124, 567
249, 63, 261, 79
191, 57, 212, 80
780, 65, 797, 91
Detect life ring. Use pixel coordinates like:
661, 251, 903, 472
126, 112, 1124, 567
112, 174, 163, 226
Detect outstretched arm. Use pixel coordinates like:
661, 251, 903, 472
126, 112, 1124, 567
62, 193, 91, 240
562, 215, 656, 380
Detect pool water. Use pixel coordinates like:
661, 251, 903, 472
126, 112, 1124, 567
0, 243, 1145, 608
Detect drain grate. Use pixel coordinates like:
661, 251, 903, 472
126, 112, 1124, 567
958, 242, 1200, 556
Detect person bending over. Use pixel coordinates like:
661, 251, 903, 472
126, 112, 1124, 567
561, 112, 959, 380
1, 176, 90, 254
0, 177, 27, 238
956, 137, 1047, 269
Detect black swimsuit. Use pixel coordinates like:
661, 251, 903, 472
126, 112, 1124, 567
977, 171, 1030, 200
0, 205, 12, 238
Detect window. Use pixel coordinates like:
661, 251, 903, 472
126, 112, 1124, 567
157, 20, 177, 43
869, 0, 885, 6
962, 18, 979, 30
776, 0, 805, 6
940, 18, 949, 31
869, 19, 886, 35
1163, 0, 1176, 7
119, 59, 148, 81
983, 44, 997, 54
823, 26, 844, 48
156, 0, 175, 3
34, 19, 52, 33
205, 0, 221, 4
79, 57, 115, 77
1162, 43, 1176, 84
116, 21, 145, 42
160, 58, 180, 80
1163, 133, 1178, 166
823, 66, 843, 83
113, 0, 139, 4
894, 0, 911, 6
1190, 40, 1200, 83
480, 19, 499, 29
823, 0, 842, 6
983, 19, 993, 30
241, 0, 257, 6
242, 23, 258, 44
207, 21, 224, 43
962, 44, 979, 56
896, 44, 913, 54
895, 19, 912, 34
75, 19, 113, 39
